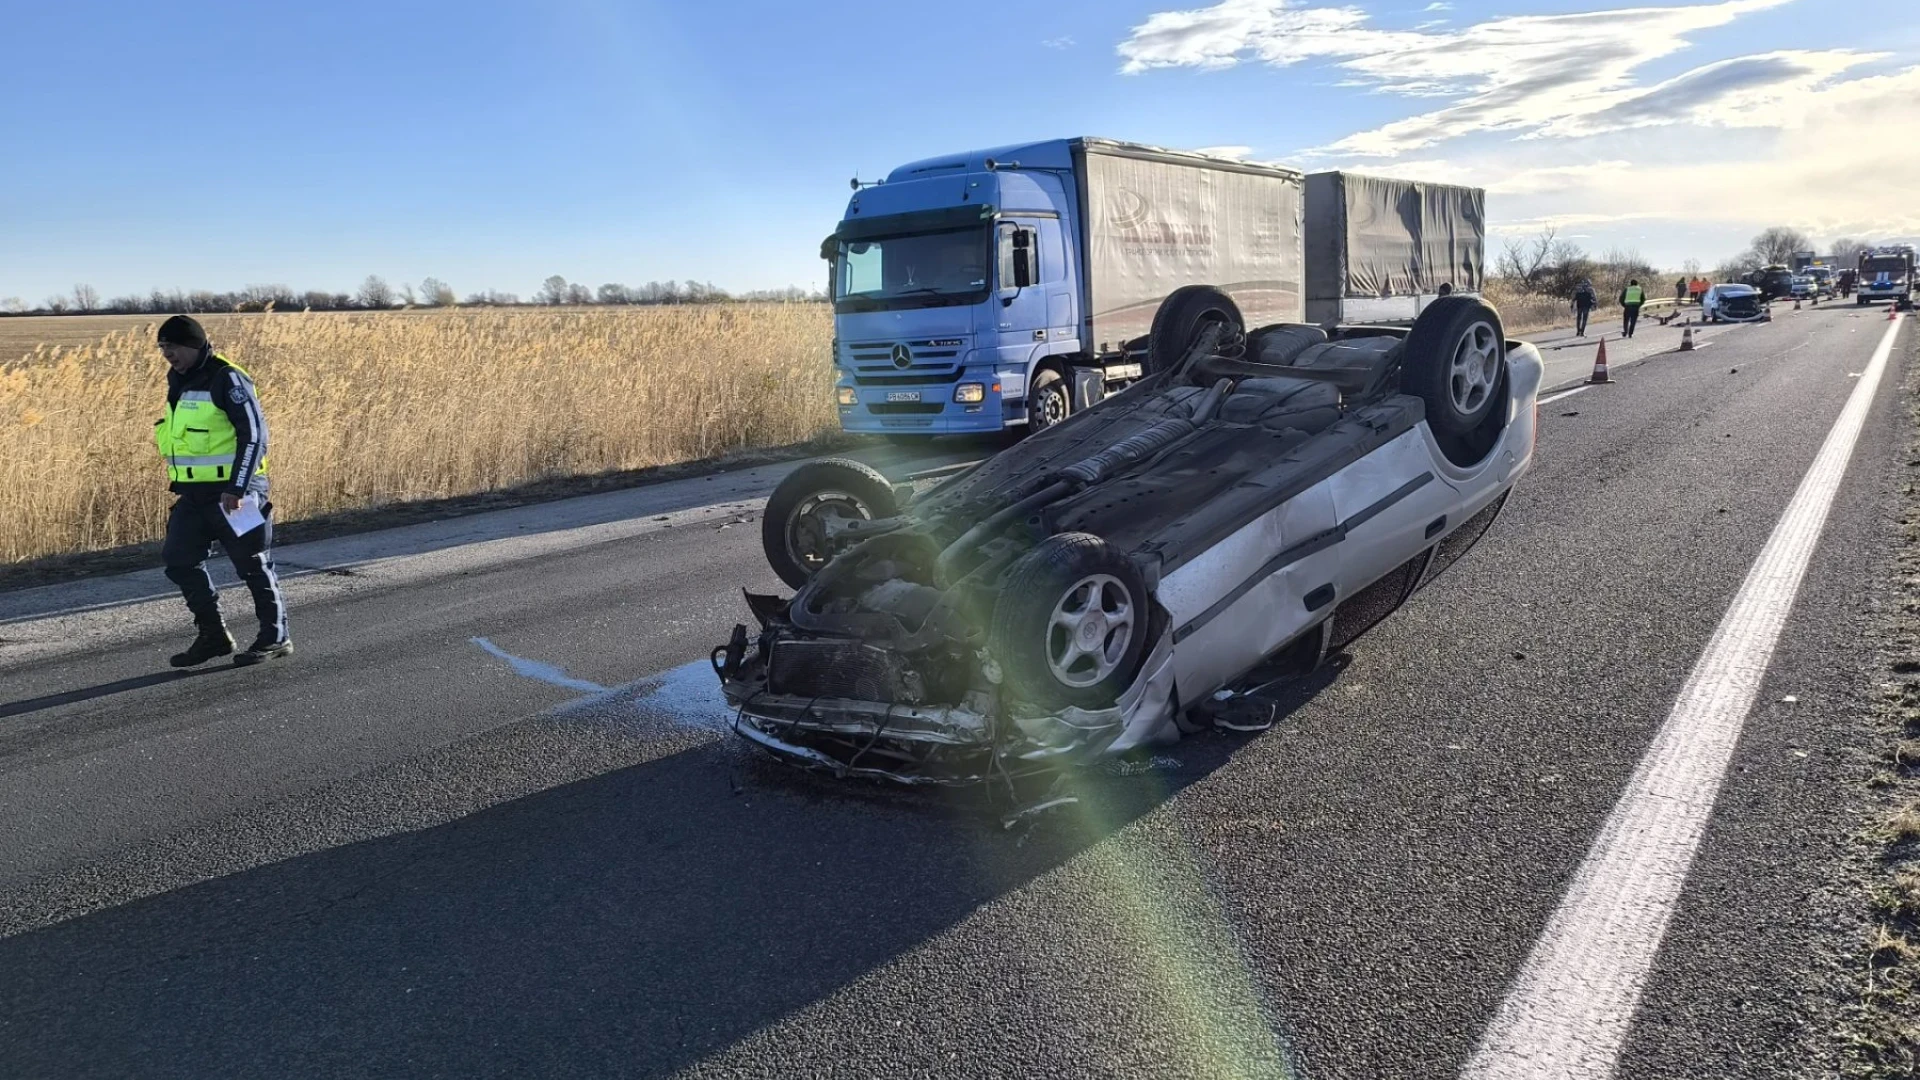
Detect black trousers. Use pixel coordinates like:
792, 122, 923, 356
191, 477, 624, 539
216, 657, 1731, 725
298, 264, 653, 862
162, 496, 288, 643
1575, 306, 1592, 335
1622, 303, 1642, 337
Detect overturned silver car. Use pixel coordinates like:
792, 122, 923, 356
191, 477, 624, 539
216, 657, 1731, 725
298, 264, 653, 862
710, 290, 1543, 785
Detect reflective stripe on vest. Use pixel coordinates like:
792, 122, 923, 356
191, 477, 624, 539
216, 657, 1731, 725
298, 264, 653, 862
1624, 286, 1645, 304
154, 356, 269, 484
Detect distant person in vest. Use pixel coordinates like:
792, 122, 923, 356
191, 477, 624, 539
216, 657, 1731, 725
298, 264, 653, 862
154, 315, 292, 667
1619, 279, 1647, 339
1572, 278, 1598, 337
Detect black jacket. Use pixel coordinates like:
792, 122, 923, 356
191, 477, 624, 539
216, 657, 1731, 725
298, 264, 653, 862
166, 351, 268, 501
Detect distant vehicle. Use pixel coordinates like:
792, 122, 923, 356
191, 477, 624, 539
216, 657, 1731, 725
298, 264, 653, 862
1746, 265, 1795, 302
1805, 266, 1834, 298
1858, 245, 1916, 306
1792, 250, 1817, 272
1788, 274, 1816, 300
1702, 283, 1766, 323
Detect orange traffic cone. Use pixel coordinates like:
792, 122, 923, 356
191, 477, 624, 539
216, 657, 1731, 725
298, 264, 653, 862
1794, 296, 1802, 311
1589, 339, 1611, 384
1680, 324, 1695, 351
1891, 303, 1900, 322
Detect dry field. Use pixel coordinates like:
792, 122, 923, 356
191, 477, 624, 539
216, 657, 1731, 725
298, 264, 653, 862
0, 314, 237, 361
0, 305, 836, 563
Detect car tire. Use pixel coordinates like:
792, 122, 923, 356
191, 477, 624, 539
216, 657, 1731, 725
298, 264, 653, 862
1400, 295, 1507, 441
990, 533, 1150, 711
762, 458, 898, 590
1147, 285, 1244, 377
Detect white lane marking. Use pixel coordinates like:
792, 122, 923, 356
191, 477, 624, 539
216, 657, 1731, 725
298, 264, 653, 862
1464, 312, 1905, 1079
1539, 386, 1589, 406
471, 636, 609, 694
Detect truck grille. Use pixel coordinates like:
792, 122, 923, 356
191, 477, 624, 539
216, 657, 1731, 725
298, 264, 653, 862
866, 403, 944, 415
844, 339, 964, 374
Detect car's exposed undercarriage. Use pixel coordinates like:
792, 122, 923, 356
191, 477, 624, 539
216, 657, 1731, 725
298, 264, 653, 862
712, 290, 1541, 787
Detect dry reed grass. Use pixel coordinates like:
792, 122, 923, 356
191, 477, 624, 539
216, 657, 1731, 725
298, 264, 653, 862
1482, 281, 1571, 335
0, 305, 835, 563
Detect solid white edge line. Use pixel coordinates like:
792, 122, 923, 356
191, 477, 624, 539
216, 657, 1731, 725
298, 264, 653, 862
1539, 386, 1590, 406
1463, 313, 1906, 1079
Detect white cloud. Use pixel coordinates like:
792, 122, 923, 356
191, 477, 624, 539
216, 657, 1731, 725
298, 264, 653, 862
1117, 0, 1920, 262
1316, 65, 1920, 257
1423, 2, 1451, 9
1117, 0, 1817, 154
1043, 36, 1076, 50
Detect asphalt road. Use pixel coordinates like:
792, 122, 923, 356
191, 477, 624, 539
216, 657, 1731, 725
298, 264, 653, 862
0, 302, 1908, 1079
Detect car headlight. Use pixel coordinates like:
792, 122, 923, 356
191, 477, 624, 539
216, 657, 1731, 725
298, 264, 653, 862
837, 386, 857, 406
954, 382, 986, 404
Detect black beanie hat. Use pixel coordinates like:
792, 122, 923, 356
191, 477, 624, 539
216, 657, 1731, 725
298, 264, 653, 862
157, 315, 208, 349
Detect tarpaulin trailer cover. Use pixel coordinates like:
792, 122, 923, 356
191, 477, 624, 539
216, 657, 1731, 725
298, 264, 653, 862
1076, 140, 1306, 355
1304, 171, 1485, 327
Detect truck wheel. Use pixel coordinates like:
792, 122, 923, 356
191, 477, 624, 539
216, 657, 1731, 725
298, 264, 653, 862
990, 533, 1150, 711
1029, 368, 1070, 432
761, 458, 898, 589
1147, 285, 1244, 377
1401, 296, 1507, 441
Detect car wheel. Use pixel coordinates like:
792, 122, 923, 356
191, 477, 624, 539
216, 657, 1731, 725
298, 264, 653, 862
1401, 295, 1507, 441
1146, 285, 1244, 377
761, 458, 898, 590
990, 533, 1150, 711
1028, 368, 1070, 432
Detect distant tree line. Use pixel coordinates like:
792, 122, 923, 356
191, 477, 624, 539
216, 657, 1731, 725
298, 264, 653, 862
1712, 227, 1875, 282
0, 274, 827, 317
1494, 226, 1664, 303
1494, 223, 1893, 303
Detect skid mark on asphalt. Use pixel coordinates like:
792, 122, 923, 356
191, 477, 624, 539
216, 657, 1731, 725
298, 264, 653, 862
1463, 314, 1906, 1078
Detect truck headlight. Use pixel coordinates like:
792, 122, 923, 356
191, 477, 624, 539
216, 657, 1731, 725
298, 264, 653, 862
836, 387, 857, 406
954, 382, 986, 404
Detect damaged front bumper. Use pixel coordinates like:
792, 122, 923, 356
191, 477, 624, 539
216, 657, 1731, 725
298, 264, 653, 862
714, 618, 1184, 786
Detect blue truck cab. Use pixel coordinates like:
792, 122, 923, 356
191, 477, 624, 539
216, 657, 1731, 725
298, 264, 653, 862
825, 140, 1092, 437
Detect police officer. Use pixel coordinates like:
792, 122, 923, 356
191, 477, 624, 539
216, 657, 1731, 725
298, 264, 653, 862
1619, 279, 1646, 339
154, 315, 292, 667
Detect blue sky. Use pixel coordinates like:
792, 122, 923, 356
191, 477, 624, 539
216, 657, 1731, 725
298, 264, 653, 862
4, 0, 1916, 304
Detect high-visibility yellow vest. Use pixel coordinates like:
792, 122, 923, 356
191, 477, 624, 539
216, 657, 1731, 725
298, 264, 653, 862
154, 355, 270, 484
1623, 285, 1645, 305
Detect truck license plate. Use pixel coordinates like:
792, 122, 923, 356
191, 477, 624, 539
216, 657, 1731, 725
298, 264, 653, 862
886, 391, 922, 403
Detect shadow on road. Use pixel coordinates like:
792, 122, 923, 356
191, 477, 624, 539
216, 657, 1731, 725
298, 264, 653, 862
0, 657, 1341, 1079
0, 666, 232, 719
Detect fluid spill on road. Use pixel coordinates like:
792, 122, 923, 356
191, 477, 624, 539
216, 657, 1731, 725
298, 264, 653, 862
470, 636, 609, 694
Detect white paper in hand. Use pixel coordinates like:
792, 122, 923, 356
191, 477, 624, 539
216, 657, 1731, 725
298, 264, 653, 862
223, 494, 266, 536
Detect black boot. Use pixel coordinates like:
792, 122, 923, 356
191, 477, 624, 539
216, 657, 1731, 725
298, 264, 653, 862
171, 621, 235, 667
233, 631, 293, 667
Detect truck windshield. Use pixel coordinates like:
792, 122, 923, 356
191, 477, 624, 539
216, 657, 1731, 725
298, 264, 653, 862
1863, 257, 1908, 276
835, 227, 991, 313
